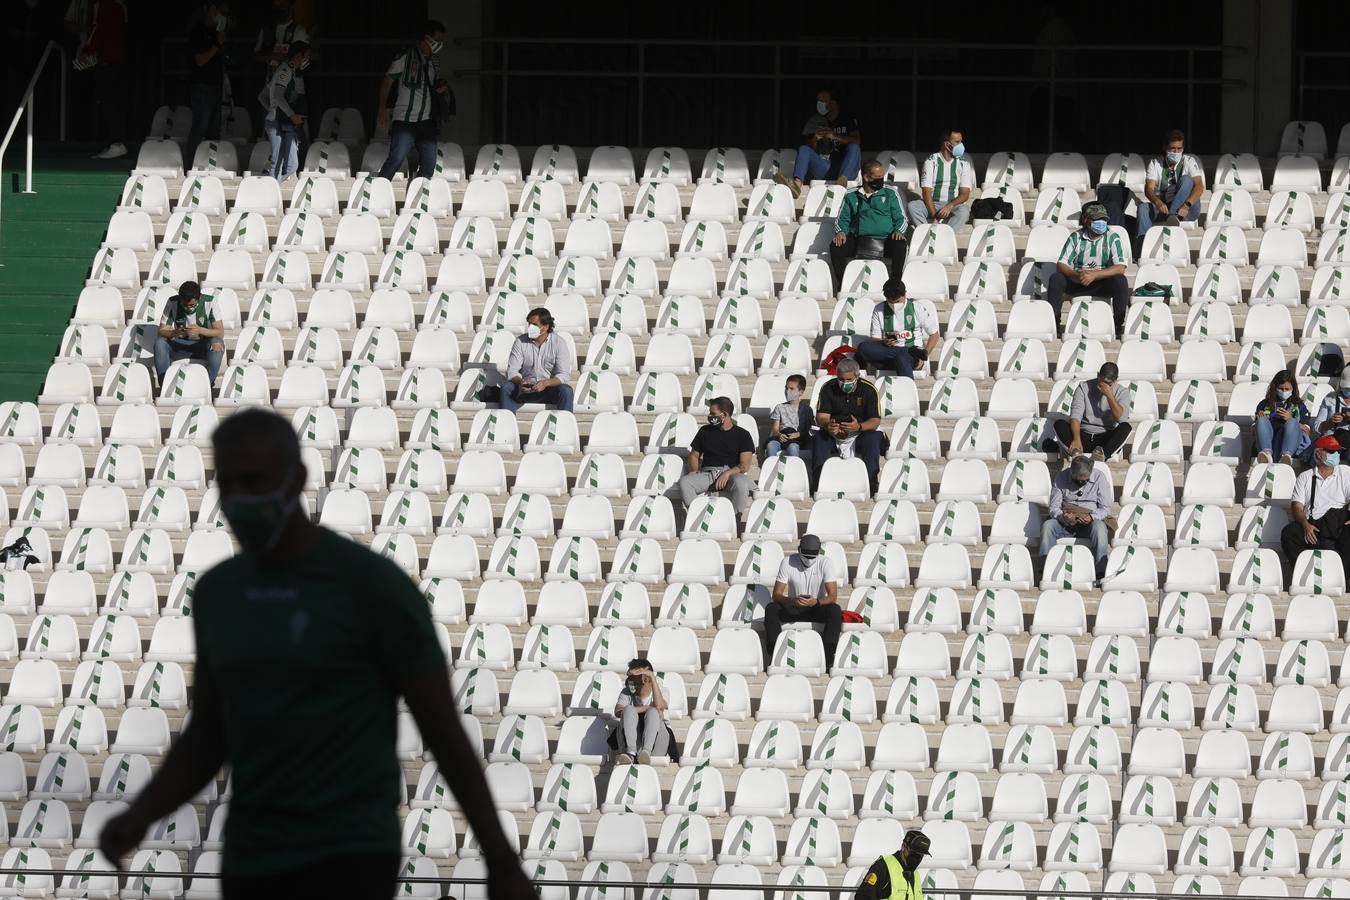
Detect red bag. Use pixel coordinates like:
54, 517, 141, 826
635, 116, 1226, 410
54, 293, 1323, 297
840, 609, 864, 624
821, 346, 856, 375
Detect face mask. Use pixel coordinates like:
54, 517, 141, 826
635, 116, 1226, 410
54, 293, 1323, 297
222, 485, 297, 553
297, 58, 310, 71
785, 389, 802, 402
707, 415, 724, 427
1341, 389, 1350, 398
950, 142, 965, 158
1326, 453, 1341, 467
214, 13, 228, 31
865, 178, 885, 192
1166, 150, 1183, 164
1089, 220, 1108, 235
427, 38, 444, 54
1277, 389, 1293, 400
816, 101, 829, 115
799, 554, 818, 564
525, 324, 542, 340
840, 379, 857, 393
1073, 478, 1089, 488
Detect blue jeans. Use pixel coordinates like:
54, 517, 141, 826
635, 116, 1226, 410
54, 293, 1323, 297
1254, 415, 1310, 459
765, 439, 801, 458
1136, 174, 1202, 235
792, 143, 862, 183
154, 336, 223, 385
378, 120, 438, 180
1039, 517, 1109, 569
500, 381, 574, 413
854, 341, 924, 378
264, 116, 300, 181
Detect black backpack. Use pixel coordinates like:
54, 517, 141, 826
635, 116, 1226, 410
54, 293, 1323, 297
1094, 184, 1135, 229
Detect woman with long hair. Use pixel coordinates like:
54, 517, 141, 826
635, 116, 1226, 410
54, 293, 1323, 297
1254, 368, 1312, 465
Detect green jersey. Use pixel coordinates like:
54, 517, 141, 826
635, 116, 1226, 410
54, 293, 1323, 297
1058, 229, 1127, 271
160, 296, 217, 330
192, 527, 447, 875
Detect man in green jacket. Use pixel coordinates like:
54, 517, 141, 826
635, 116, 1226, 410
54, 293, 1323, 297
830, 158, 909, 292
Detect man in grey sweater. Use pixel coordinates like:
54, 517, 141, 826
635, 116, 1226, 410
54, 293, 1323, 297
1046, 362, 1132, 461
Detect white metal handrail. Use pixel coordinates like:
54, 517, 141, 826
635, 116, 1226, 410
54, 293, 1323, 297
0, 40, 68, 237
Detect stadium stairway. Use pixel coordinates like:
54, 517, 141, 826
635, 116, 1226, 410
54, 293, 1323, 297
0, 144, 129, 402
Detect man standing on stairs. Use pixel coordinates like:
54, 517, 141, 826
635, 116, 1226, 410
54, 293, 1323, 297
80, 0, 130, 160
376, 19, 449, 181
855, 828, 930, 899
187, 3, 233, 163
98, 408, 539, 900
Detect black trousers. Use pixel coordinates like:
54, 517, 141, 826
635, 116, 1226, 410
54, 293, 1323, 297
830, 236, 908, 291
222, 853, 400, 900
1047, 272, 1130, 336
763, 601, 843, 671
90, 63, 128, 145
1048, 420, 1133, 459
1280, 514, 1350, 589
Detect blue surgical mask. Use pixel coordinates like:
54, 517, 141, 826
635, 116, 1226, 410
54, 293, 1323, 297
1340, 388, 1350, 398
1277, 389, 1293, 400
1326, 453, 1341, 467
816, 101, 829, 115
950, 142, 965, 158
1089, 220, 1108, 235
1166, 150, 1183, 165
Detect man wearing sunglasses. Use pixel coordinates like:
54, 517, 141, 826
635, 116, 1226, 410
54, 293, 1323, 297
855, 828, 931, 899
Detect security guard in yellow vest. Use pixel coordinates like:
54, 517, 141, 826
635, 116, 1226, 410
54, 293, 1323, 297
854, 828, 930, 899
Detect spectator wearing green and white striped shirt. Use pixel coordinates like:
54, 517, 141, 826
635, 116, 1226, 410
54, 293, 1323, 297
376, 19, 448, 181
1048, 203, 1130, 337
908, 130, 974, 230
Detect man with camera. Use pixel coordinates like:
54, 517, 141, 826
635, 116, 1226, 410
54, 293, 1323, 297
1040, 454, 1112, 583
153, 281, 226, 388
613, 658, 669, 764
855, 829, 931, 900
1282, 434, 1350, 590
853, 278, 939, 379
829, 159, 909, 293
812, 357, 884, 495
376, 19, 450, 180
763, 534, 843, 674
773, 87, 862, 198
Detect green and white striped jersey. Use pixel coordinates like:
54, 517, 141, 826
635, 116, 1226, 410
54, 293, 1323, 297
920, 153, 974, 205
385, 47, 439, 124
1058, 229, 1126, 271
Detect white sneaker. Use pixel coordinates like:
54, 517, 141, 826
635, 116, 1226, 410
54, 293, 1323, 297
615, 753, 633, 766
91, 142, 127, 160
1256, 451, 1271, 464
1280, 453, 1293, 466
636, 750, 651, 765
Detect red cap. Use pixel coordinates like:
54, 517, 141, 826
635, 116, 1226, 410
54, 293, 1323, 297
1316, 434, 1343, 451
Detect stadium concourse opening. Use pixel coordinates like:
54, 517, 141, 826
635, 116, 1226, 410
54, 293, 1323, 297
2, 0, 1350, 897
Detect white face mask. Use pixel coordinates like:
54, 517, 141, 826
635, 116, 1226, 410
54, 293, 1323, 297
427, 38, 444, 54
815, 100, 829, 115
525, 324, 542, 340
214, 12, 228, 31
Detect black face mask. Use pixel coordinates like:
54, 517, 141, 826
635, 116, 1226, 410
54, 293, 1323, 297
865, 178, 885, 191
1073, 478, 1089, 488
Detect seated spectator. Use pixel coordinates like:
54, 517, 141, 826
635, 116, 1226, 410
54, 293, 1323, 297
1040, 454, 1112, 582
812, 357, 883, 494
1281, 435, 1350, 589
829, 159, 908, 292
763, 534, 842, 674
258, 40, 311, 182
907, 129, 973, 230
1048, 203, 1130, 337
774, 87, 861, 197
1310, 370, 1350, 449
1043, 363, 1132, 462
154, 280, 225, 386
854, 277, 940, 379
1253, 369, 1312, 466
612, 658, 670, 765
502, 308, 573, 413
1137, 128, 1204, 237
678, 398, 756, 521
765, 374, 813, 459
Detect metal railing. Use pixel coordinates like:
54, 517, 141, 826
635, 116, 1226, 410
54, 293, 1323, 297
451, 37, 1246, 151
0, 865, 1303, 898
0, 40, 67, 238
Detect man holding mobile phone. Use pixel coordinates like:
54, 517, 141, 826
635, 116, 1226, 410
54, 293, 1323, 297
763, 535, 843, 673
1040, 454, 1113, 583
853, 277, 940, 379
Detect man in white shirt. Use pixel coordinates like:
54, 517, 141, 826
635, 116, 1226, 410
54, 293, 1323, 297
1137, 128, 1205, 237
1282, 434, 1350, 589
908, 129, 974, 229
853, 277, 940, 379
502, 308, 573, 413
763, 535, 842, 673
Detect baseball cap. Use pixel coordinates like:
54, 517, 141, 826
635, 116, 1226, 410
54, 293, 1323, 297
1316, 434, 1343, 451
1083, 203, 1109, 221
901, 829, 931, 858
798, 534, 822, 558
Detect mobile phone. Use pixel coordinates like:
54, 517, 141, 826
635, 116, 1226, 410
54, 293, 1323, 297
884, 331, 898, 341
